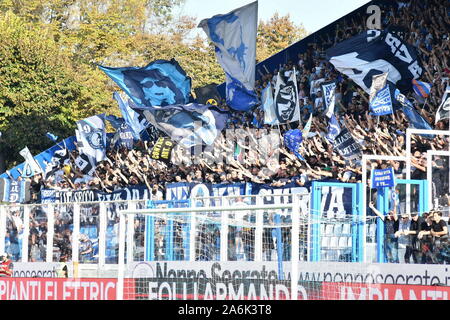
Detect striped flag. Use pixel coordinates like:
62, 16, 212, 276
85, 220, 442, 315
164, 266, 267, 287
412, 79, 432, 99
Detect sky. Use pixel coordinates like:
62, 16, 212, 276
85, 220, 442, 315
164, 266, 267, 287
176, 0, 372, 35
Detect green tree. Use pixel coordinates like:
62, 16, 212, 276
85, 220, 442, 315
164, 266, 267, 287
257, 12, 309, 62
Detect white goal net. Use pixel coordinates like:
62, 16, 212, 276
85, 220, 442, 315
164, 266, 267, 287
117, 195, 302, 300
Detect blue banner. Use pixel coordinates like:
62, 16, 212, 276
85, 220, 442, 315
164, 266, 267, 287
40, 185, 151, 203
371, 168, 396, 188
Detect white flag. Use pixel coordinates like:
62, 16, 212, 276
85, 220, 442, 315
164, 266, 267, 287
76, 115, 106, 163
274, 71, 300, 124
262, 83, 277, 125
369, 72, 389, 103
322, 82, 337, 118
435, 86, 450, 124
20, 146, 43, 178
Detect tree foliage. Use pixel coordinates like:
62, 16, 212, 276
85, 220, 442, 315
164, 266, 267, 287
0, 1, 306, 170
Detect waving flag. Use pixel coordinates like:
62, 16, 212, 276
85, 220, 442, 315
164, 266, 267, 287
262, 83, 277, 125
105, 115, 125, 130
327, 30, 423, 94
435, 86, 450, 124
194, 84, 222, 106
99, 59, 192, 109
44, 148, 71, 180
76, 115, 107, 163
370, 85, 393, 116
114, 92, 150, 140
321, 81, 337, 118
326, 114, 341, 143
284, 129, 304, 161
302, 114, 313, 138
412, 79, 432, 99
19, 147, 43, 178
198, 1, 258, 111
395, 89, 434, 138
46, 132, 58, 143
143, 103, 229, 148
274, 72, 300, 124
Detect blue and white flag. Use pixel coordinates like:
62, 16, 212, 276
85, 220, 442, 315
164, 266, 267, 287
274, 71, 300, 124
370, 85, 393, 116
142, 103, 229, 148
394, 89, 433, 133
113, 92, 150, 140
284, 129, 304, 161
262, 83, 277, 125
327, 30, 423, 94
198, 1, 258, 112
326, 114, 341, 143
46, 132, 58, 142
98, 59, 192, 109
19, 147, 43, 178
116, 123, 135, 150
76, 115, 107, 163
321, 81, 337, 118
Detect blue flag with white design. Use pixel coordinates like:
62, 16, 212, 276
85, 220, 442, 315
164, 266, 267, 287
142, 103, 229, 148
113, 92, 150, 140
326, 114, 341, 143
46, 132, 58, 142
394, 89, 434, 138
76, 114, 107, 163
284, 129, 304, 161
198, 1, 258, 112
327, 30, 423, 94
98, 59, 192, 109
370, 85, 393, 116
321, 81, 337, 118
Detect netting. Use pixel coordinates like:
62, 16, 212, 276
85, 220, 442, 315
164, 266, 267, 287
117, 194, 387, 300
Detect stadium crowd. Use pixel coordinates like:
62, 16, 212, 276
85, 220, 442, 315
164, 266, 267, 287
3, 0, 450, 265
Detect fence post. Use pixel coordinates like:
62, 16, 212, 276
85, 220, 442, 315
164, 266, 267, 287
46, 204, 55, 263
291, 194, 300, 300
99, 202, 107, 266
22, 205, 30, 262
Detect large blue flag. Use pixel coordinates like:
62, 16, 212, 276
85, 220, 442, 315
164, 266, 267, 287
284, 129, 304, 161
198, 1, 258, 112
99, 59, 192, 109
142, 103, 229, 148
113, 92, 150, 140
327, 30, 423, 94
